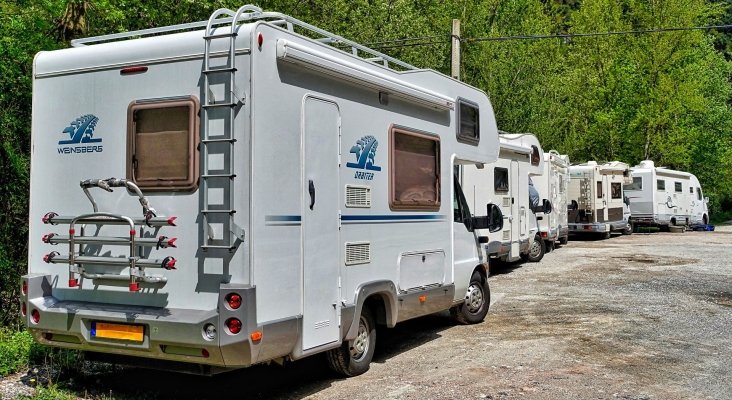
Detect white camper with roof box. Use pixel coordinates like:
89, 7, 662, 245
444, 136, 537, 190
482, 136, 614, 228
22, 5, 505, 376
533, 151, 570, 249
624, 160, 709, 228
461, 133, 549, 263
568, 161, 633, 238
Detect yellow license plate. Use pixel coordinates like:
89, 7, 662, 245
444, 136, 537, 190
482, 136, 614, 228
91, 322, 144, 342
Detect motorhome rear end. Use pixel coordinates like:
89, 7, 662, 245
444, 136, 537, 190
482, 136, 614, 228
534, 151, 570, 247
625, 160, 709, 228
568, 161, 632, 238
22, 6, 503, 376
461, 133, 547, 262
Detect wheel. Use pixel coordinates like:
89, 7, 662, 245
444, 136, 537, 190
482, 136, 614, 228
326, 307, 376, 377
451, 271, 490, 325
526, 234, 545, 262
622, 224, 633, 235
559, 235, 568, 245
703, 214, 708, 225
545, 240, 554, 253
601, 231, 611, 239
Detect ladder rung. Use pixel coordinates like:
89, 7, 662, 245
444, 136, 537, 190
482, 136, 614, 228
201, 245, 237, 251
43, 235, 176, 248
201, 138, 237, 144
202, 102, 237, 109
204, 32, 238, 40
202, 67, 237, 74
43, 214, 177, 227
45, 255, 174, 269
201, 174, 236, 179
201, 209, 236, 214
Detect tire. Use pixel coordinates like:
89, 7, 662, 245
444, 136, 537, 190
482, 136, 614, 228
545, 240, 554, 253
559, 235, 568, 245
326, 306, 376, 377
451, 271, 490, 325
703, 214, 708, 225
526, 234, 545, 262
622, 224, 633, 235
601, 231, 611, 239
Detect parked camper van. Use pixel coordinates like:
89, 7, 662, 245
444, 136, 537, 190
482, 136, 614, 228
568, 161, 632, 238
23, 5, 504, 376
533, 151, 570, 248
625, 160, 709, 228
461, 133, 549, 263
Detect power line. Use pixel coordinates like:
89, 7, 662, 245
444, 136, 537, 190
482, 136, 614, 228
361, 24, 732, 50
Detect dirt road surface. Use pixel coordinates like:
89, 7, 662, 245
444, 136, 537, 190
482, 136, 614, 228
3, 227, 730, 399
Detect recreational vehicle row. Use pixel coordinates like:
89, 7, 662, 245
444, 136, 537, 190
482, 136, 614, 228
20, 5, 709, 378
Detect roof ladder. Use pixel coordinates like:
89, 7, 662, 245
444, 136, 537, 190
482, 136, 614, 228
200, 8, 249, 252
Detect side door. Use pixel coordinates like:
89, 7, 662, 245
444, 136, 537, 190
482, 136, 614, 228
511, 160, 522, 255
301, 97, 340, 351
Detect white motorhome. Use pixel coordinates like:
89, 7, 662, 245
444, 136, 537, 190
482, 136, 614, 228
624, 160, 709, 228
533, 151, 570, 248
22, 6, 504, 376
568, 161, 632, 238
461, 133, 549, 263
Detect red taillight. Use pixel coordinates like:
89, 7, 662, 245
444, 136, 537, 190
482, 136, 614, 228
21, 281, 27, 295
226, 293, 242, 310
226, 318, 242, 334
540, 232, 548, 238
201, 349, 210, 358
257, 32, 264, 49
21, 302, 26, 316
31, 309, 40, 324
120, 66, 148, 75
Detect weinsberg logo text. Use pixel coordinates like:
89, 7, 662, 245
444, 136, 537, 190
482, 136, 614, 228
58, 114, 103, 154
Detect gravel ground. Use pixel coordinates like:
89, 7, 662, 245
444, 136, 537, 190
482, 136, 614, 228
2, 226, 730, 399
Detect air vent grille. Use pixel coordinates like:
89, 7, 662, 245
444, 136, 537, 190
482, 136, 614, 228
502, 230, 510, 241
502, 197, 511, 207
346, 185, 371, 208
345, 242, 371, 265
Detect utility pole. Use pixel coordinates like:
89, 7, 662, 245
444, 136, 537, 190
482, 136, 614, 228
451, 19, 461, 80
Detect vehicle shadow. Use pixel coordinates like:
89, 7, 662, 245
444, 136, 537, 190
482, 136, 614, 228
488, 259, 525, 276
65, 313, 456, 399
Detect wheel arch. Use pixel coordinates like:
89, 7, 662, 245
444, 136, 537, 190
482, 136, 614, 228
343, 280, 398, 341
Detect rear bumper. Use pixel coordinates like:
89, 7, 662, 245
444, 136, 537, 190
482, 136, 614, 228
569, 223, 609, 233
20, 274, 293, 371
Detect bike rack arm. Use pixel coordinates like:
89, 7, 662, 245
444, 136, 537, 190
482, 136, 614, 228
80, 178, 156, 217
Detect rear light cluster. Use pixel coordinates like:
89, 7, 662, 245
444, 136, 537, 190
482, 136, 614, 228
226, 318, 242, 334
226, 293, 242, 310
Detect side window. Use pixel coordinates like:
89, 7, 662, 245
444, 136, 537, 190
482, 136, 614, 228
623, 176, 642, 191
494, 167, 509, 193
657, 179, 665, 191
689, 186, 694, 194
696, 187, 702, 201
611, 183, 622, 199
596, 181, 603, 198
390, 127, 440, 210
456, 98, 479, 145
674, 182, 682, 192
127, 96, 200, 191
530, 145, 540, 166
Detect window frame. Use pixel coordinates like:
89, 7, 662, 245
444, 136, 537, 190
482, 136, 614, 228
611, 182, 622, 199
530, 145, 540, 166
126, 96, 200, 192
456, 97, 480, 145
494, 167, 509, 193
657, 179, 666, 191
674, 181, 683, 193
596, 181, 603, 199
389, 126, 441, 211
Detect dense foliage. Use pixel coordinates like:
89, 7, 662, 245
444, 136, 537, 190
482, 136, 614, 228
1, 0, 731, 326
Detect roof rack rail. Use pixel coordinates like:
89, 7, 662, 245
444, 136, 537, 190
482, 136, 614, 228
70, 4, 417, 71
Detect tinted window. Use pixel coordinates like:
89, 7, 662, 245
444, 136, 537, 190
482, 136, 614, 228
390, 127, 440, 210
530, 145, 540, 166
597, 181, 603, 198
624, 176, 642, 191
494, 167, 509, 192
657, 179, 665, 191
127, 96, 200, 191
611, 182, 622, 199
674, 182, 682, 192
696, 187, 702, 201
456, 98, 479, 145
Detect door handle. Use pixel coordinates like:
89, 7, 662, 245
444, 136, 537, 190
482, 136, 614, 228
308, 180, 315, 210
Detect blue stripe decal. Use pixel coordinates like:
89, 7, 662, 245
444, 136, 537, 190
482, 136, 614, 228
340, 214, 445, 221
265, 215, 302, 222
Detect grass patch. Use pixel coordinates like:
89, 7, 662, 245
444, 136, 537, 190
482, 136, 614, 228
710, 210, 732, 225
16, 384, 77, 400
0, 328, 82, 378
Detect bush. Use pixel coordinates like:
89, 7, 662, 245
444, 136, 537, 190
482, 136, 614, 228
0, 328, 82, 378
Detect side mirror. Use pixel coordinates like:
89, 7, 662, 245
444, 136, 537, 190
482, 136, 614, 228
568, 200, 578, 211
487, 203, 503, 233
704, 197, 709, 204
623, 196, 630, 206
542, 199, 552, 214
